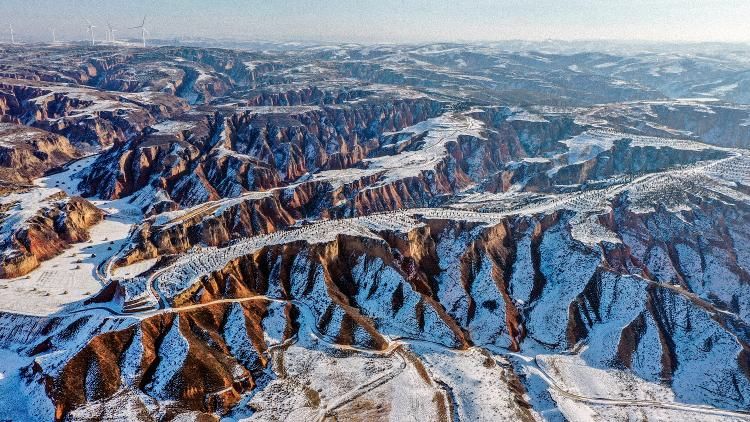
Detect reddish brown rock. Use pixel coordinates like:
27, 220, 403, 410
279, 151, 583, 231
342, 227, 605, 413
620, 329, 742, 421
0, 194, 103, 278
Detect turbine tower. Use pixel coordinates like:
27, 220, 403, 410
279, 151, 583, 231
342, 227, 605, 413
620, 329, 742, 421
8, 24, 14, 45
129, 16, 148, 48
107, 21, 117, 43
52, 28, 57, 43
85, 18, 96, 46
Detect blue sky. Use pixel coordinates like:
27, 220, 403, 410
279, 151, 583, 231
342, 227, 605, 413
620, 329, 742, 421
2, 0, 749, 43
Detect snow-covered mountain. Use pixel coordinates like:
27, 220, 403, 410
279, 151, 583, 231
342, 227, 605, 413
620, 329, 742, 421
0, 42, 749, 421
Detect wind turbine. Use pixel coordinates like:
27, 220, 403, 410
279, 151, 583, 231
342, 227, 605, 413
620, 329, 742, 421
85, 18, 96, 46
107, 21, 117, 43
8, 24, 15, 44
129, 16, 148, 47
51, 28, 57, 43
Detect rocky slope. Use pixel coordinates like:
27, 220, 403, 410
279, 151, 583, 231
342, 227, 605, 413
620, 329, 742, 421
587, 100, 750, 149
77, 97, 446, 204
0, 189, 103, 278
110, 109, 583, 262
0, 123, 79, 184
0, 77, 188, 150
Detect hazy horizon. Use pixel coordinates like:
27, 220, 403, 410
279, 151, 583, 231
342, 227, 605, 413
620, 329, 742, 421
1, 0, 750, 45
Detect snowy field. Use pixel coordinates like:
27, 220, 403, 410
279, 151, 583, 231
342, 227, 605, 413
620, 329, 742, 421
509, 351, 750, 422
0, 154, 144, 315
410, 342, 538, 421
0, 348, 53, 420
0, 217, 131, 315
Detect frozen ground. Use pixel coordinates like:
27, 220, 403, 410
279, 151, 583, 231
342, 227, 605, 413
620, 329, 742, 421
0, 348, 53, 420
509, 351, 750, 422
0, 154, 144, 315
409, 341, 537, 421
0, 217, 131, 315
111, 258, 157, 279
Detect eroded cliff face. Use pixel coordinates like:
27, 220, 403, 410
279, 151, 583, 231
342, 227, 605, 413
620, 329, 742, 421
118, 193, 296, 266
589, 101, 750, 149
226, 99, 442, 179
649, 103, 750, 148
15, 299, 294, 420
470, 107, 582, 157
77, 112, 220, 200
174, 218, 519, 351
0, 78, 188, 149
0, 192, 103, 278
77, 98, 446, 206
116, 111, 730, 267
102, 110, 586, 263
564, 200, 750, 410
0, 123, 79, 184
188, 211, 750, 408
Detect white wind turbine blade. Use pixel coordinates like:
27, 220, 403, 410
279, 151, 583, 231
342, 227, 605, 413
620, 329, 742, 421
84, 19, 96, 46
130, 15, 147, 29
